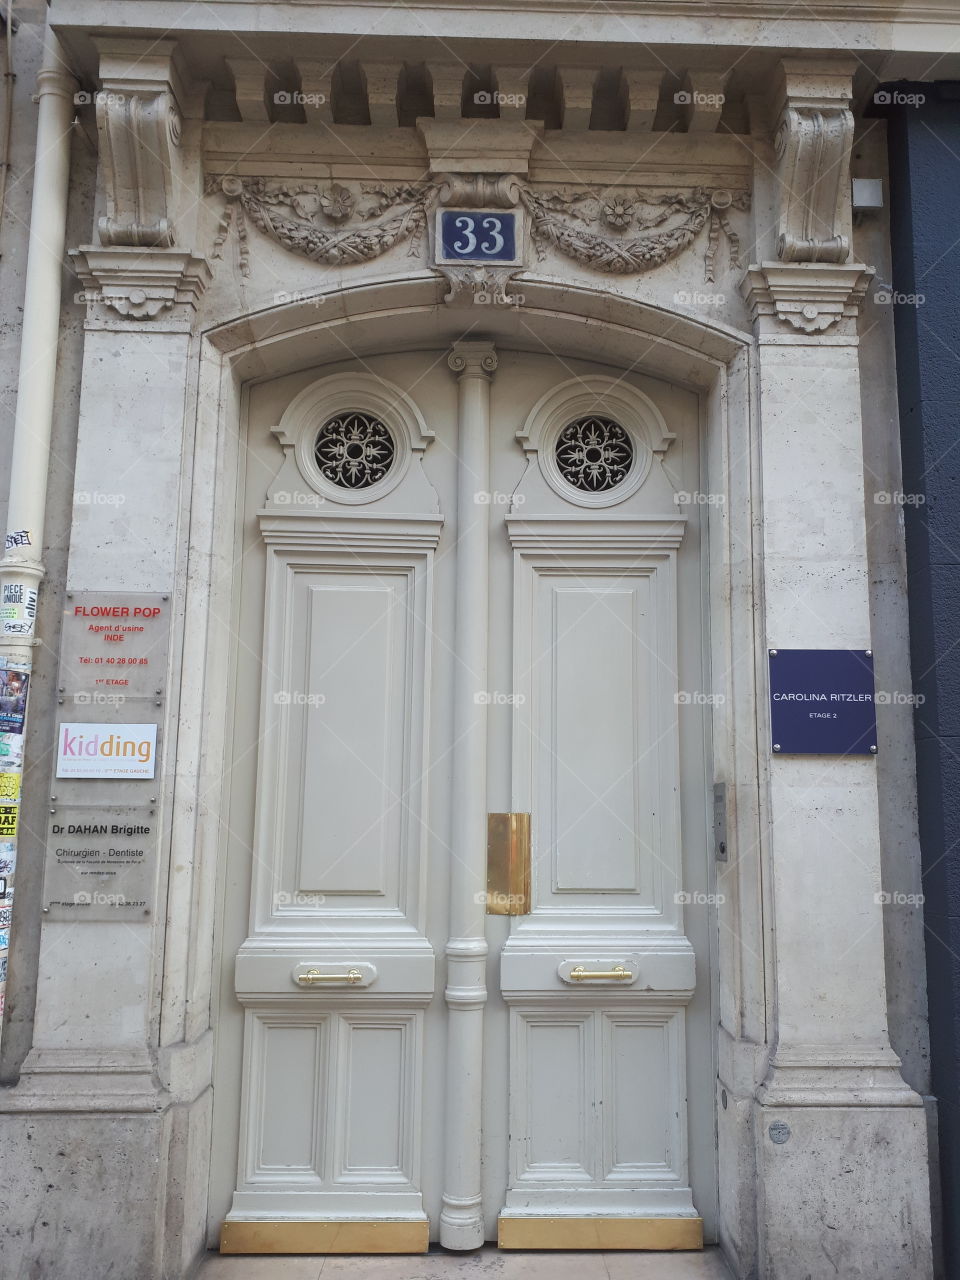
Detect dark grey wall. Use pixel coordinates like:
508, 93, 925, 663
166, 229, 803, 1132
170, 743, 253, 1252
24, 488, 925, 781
885, 81, 960, 1280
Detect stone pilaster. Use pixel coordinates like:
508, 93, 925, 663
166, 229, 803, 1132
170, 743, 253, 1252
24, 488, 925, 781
740, 254, 934, 1277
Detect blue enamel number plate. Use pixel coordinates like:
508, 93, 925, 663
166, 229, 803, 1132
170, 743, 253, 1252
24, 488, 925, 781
437, 209, 520, 264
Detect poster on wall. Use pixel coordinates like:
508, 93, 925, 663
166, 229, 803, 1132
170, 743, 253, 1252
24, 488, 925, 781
0, 666, 28, 734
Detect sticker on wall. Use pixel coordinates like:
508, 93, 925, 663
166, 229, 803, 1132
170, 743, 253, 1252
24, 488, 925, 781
0, 733, 23, 769
0, 668, 28, 734
55, 723, 158, 779
0, 807, 17, 837
0, 773, 20, 804
0, 582, 38, 638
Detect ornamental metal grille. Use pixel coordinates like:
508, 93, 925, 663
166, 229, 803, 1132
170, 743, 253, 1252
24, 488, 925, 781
555, 416, 634, 492
314, 412, 396, 489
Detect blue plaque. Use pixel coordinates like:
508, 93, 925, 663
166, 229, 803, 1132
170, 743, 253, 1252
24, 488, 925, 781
436, 209, 521, 265
769, 649, 877, 755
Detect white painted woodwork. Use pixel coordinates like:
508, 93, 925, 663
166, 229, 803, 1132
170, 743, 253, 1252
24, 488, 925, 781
499, 374, 697, 1227
226, 371, 440, 1229
440, 342, 498, 1249
224, 350, 711, 1242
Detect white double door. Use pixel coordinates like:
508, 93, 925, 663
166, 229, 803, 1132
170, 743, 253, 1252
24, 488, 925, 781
221, 343, 714, 1253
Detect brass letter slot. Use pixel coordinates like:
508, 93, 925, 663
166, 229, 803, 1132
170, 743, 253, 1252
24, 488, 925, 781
486, 813, 531, 915
296, 968, 363, 985
569, 965, 631, 981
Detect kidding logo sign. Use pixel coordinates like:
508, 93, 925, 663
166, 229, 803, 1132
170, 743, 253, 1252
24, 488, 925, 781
56, 723, 158, 780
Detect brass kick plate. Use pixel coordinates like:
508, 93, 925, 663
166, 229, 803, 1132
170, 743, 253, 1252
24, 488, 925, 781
486, 813, 531, 915
497, 1216, 704, 1250
220, 1220, 429, 1254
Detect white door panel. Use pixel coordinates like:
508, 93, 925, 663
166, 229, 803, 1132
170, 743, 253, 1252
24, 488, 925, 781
217, 349, 716, 1253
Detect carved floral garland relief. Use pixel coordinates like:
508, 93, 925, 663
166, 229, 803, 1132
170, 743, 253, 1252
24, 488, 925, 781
206, 175, 749, 285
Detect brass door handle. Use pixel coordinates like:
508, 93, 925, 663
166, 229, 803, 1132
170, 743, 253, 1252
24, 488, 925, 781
296, 968, 363, 985
569, 965, 632, 981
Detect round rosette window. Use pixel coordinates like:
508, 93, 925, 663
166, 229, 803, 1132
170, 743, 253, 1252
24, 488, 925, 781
313, 412, 396, 491
554, 416, 635, 494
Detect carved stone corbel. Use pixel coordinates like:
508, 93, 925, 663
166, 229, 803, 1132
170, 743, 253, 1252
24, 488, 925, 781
70, 247, 212, 329
773, 60, 856, 264
441, 265, 524, 308
435, 173, 522, 209
740, 262, 874, 337
92, 38, 199, 248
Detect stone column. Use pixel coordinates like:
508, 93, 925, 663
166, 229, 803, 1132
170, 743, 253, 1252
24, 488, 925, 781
738, 58, 933, 1280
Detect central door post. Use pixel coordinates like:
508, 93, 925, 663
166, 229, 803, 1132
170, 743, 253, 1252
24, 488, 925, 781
440, 341, 498, 1249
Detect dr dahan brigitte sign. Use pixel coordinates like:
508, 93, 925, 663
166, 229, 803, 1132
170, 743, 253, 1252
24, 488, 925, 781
55, 722, 158, 779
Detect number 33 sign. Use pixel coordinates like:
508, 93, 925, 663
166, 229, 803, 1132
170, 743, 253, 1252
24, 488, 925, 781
436, 209, 522, 265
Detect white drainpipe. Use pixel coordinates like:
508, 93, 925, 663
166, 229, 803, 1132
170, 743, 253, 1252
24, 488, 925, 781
0, 22, 76, 1035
